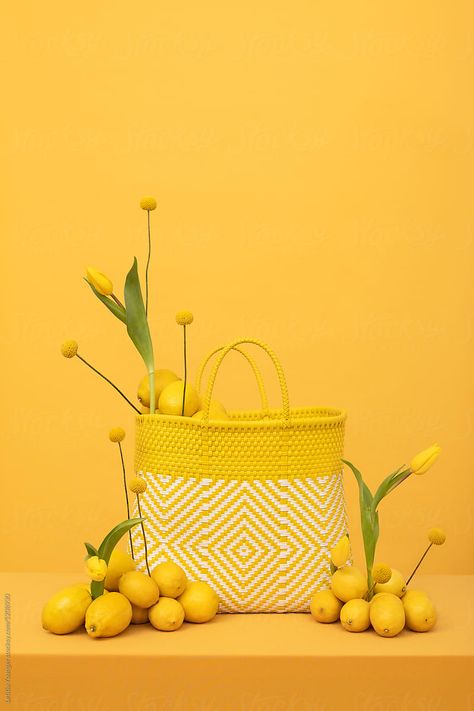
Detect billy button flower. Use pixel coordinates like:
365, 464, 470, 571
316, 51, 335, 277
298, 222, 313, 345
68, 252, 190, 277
406, 527, 447, 586
60, 340, 140, 413
85, 556, 108, 582
176, 311, 194, 416
140, 196, 157, 317
128, 476, 151, 575
365, 563, 392, 600
109, 427, 134, 559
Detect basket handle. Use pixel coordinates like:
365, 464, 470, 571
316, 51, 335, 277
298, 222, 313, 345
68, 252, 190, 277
201, 338, 290, 422
196, 345, 270, 416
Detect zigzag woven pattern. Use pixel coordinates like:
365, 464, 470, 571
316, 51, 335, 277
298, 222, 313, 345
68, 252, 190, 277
130, 468, 347, 613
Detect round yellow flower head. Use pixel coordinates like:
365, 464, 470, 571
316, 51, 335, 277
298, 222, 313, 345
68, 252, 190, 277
372, 563, 392, 584
129, 476, 147, 494
109, 427, 126, 443
428, 527, 446, 545
140, 196, 157, 211
61, 340, 78, 358
85, 556, 108, 582
176, 310, 194, 326
86, 266, 113, 296
410, 443, 441, 475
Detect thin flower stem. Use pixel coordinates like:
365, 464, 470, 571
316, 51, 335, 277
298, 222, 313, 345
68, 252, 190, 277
76, 354, 140, 413
181, 325, 187, 416
136, 495, 151, 575
406, 543, 432, 586
118, 442, 134, 559
111, 293, 125, 309
145, 210, 151, 317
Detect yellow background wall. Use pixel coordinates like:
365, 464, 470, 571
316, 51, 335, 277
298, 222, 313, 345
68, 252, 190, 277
1, 2, 473, 576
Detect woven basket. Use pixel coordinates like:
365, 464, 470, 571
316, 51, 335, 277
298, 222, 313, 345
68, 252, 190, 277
130, 338, 347, 613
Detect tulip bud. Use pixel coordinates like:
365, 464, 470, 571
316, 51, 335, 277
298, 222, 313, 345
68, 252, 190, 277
410, 443, 441, 475
85, 556, 108, 582
86, 267, 113, 296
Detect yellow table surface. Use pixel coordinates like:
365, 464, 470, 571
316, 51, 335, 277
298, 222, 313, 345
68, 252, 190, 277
1, 573, 473, 710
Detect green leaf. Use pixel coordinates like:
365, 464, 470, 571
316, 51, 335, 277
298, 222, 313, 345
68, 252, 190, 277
84, 278, 126, 323
372, 467, 411, 511
124, 258, 154, 371
342, 459, 378, 584
84, 542, 99, 559
90, 518, 143, 599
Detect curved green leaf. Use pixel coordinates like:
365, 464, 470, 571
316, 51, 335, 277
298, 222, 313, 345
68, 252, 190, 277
84, 542, 99, 559
372, 467, 411, 510
90, 518, 143, 599
124, 258, 154, 370
84, 278, 126, 323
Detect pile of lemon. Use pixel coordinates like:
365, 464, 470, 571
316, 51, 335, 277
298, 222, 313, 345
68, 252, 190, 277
137, 369, 229, 419
42, 552, 218, 639
310, 538, 437, 637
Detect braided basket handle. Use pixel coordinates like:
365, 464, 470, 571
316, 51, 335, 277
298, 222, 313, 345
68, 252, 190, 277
196, 345, 270, 416
201, 338, 290, 422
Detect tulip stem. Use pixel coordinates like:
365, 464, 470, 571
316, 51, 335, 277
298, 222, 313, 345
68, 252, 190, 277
145, 210, 151, 317
406, 543, 432, 586
181, 325, 187, 416
76, 354, 141, 413
136, 494, 151, 575
118, 442, 135, 559
111, 293, 125, 309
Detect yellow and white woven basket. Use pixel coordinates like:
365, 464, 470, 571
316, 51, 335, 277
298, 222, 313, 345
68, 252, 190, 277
130, 338, 347, 613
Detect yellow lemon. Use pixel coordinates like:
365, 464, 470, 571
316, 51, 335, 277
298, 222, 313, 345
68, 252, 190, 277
340, 598, 371, 632
370, 593, 405, 637
85, 592, 132, 638
137, 369, 180, 407
130, 604, 150, 624
177, 581, 219, 623
374, 568, 407, 598
370, 592, 393, 606
104, 549, 136, 591
310, 590, 343, 623
402, 590, 437, 632
42, 586, 92, 635
331, 566, 368, 602
159, 381, 201, 416
148, 597, 185, 631
151, 561, 187, 598
192, 400, 230, 420
330, 535, 350, 568
119, 571, 160, 608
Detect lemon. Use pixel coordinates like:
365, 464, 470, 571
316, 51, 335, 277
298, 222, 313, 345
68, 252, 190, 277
192, 400, 229, 420
119, 571, 160, 608
149, 597, 185, 631
85, 592, 132, 638
331, 566, 368, 602
310, 590, 343, 623
151, 561, 187, 598
159, 381, 201, 417
330, 535, 350, 569
104, 549, 136, 591
374, 568, 407, 598
177, 581, 219, 623
130, 604, 150, 624
402, 590, 437, 632
369, 593, 405, 637
42, 585, 92, 634
137, 369, 180, 407
340, 599, 370, 632
370, 592, 393, 606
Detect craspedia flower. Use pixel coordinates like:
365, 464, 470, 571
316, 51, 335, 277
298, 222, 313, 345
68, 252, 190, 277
129, 476, 147, 494
140, 196, 157, 211
109, 427, 126, 443
372, 563, 392, 584
176, 310, 194, 326
61, 340, 78, 358
85, 556, 108, 582
428, 527, 446, 545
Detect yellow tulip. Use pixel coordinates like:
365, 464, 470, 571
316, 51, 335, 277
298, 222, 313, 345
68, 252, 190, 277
85, 556, 108, 582
330, 534, 350, 568
86, 267, 113, 296
410, 443, 441, 475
